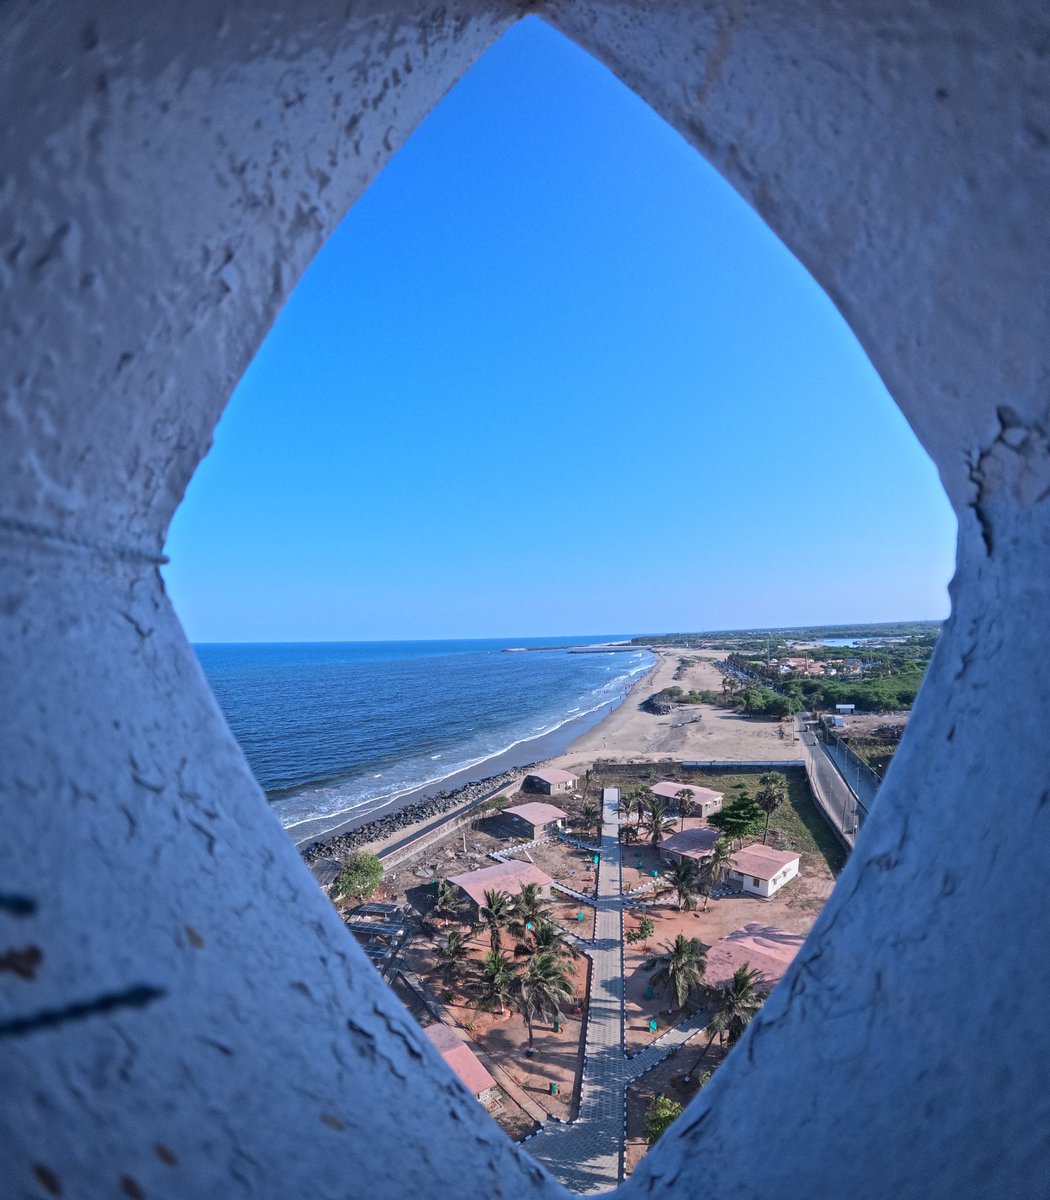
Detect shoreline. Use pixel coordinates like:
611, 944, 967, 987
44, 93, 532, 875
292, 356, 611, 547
294, 654, 659, 852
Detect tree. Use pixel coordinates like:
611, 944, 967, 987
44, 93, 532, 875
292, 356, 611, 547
756, 772, 788, 844
675, 788, 695, 831
619, 822, 641, 845
334, 852, 383, 902
626, 914, 656, 947
645, 934, 706, 1010
472, 950, 517, 1016
509, 882, 553, 943
479, 888, 515, 953
703, 838, 735, 902
708, 797, 764, 846
528, 917, 580, 962
663, 858, 701, 910
696, 964, 765, 1066
640, 798, 676, 846
644, 1094, 684, 1145
435, 930, 470, 989
579, 800, 601, 840
628, 785, 650, 826
433, 879, 467, 926
619, 790, 639, 827
514, 951, 575, 1051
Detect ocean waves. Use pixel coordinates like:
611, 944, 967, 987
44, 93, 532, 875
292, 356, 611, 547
195, 638, 653, 844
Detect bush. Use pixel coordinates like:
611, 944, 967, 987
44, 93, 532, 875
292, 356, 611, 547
645, 1094, 684, 1144
334, 852, 384, 902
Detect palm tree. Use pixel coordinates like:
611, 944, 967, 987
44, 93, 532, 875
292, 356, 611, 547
696, 964, 765, 1066
663, 858, 701, 910
628, 786, 649, 826
640, 798, 676, 847
645, 934, 706, 1011
514, 951, 575, 1051
704, 838, 734, 898
675, 788, 695, 830
509, 883, 553, 944
472, 949, 517, 1016
434, 929, 470, 988
528, 917, 580, 962
619, 790, 639, 827
433, 879, 467, 927
579, 800, 600, 839
756, 772, 787, 844
479, 888, 515, 954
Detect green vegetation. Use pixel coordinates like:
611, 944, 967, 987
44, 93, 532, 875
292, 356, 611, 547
334, 851, 384, 901
705, 772, 846, 874
515, 951, 576, 1051
708, 795, 765, 843
645, 1095, 685, 1145
626, 914, 656, 946
644, 934, 707, 1009
756, 772, 788, 845
632, 621, 941, 649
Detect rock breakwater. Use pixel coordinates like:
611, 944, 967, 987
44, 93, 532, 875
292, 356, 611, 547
300, 763, 542, 867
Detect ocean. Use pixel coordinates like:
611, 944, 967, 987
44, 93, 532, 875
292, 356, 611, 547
194, 637, 655, 845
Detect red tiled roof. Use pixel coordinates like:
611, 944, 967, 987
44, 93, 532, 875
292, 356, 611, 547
651, 781, 723, 805
504, 801, 568, 826
730, 844, 800, 880
526, 769, 578, 785
704, 923, 805, 991
447, 860, 553, 908
659, 827, 722, 860
425, 1024, 497, 1097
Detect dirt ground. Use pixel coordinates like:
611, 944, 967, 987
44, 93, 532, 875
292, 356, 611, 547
387, 973, 540, 1142
624, 1041, 726, 1176
620, 812, 836, 1050
405, 919, 589, 1124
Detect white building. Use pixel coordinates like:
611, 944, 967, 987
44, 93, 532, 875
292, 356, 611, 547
727, 845, 800, 899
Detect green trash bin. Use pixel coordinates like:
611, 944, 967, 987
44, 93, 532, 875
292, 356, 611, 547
649, 1018, 658, 1033
550, 1081, 559, 1096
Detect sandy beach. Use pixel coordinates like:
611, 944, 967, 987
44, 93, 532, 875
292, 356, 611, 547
550, 649, 803, 771
328, 648, 800, 861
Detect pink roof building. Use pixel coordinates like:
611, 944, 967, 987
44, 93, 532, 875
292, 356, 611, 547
704, 923, 806, 991
424, 1023, 498, 1102
503, 801, 568, 836
728, 844, 801, 898
658, 826, 723, 864
523, 768, 578, 795
447, 860, 553, 912
650, 781, 724, 816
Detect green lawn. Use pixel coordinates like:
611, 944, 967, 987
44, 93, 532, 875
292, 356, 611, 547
591, 767, 846, 876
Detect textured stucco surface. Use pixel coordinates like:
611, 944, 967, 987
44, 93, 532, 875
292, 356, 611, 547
2, 1, 1050, 1197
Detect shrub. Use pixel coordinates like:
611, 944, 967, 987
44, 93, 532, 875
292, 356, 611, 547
645, 1094, 684, 1144
334, 851, 384, 901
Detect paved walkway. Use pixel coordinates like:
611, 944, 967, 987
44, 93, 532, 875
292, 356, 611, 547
528, 788, 706, 1195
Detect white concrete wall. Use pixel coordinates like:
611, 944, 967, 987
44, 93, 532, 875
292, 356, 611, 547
2, 2, 1049, 1198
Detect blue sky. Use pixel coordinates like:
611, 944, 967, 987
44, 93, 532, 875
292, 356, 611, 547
163, 17, 957, 643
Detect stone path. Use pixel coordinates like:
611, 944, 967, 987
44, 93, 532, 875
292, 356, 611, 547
527, 788, 707, 1195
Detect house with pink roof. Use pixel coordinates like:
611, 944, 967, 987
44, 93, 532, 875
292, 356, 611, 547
658, 826, 722, 866
424, 1023, 499, 1107
446, 859, 553, 919
704, 924, 805, 992
650, 780, 724, 817
522, 768, 578, 796
727, 844, 800, 898
503, 801, 568, 839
